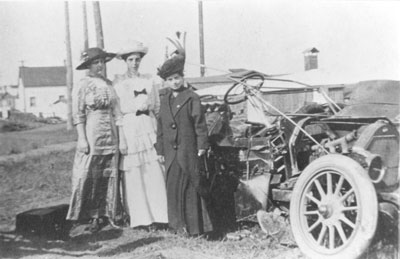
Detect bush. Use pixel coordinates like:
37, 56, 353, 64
38, 116, 64, 124
9, 110, 39, 123
1, 120, 31, 132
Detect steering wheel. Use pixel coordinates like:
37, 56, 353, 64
224, 72, 265, 105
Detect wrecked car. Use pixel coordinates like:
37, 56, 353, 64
198, 72, 399, 259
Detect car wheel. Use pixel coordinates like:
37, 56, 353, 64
290, 154, 378, 259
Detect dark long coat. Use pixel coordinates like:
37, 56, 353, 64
155, 86, 212, 234
155, 87, 209, 189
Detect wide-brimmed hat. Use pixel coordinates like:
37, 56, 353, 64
76, 47, 116, 70
116, 40, 149, 60
157, 32, 186, 80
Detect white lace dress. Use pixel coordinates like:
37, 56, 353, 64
113, 73, 168, 227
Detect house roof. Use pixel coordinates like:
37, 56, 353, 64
271, 67, 400, 86
19, 66, 66, 87
186, 69, 270, 90
303, 47, 319, 54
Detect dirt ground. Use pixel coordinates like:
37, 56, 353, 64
0, 223, 304, 259
0, 138, 303, 259
0, 125, 398, 259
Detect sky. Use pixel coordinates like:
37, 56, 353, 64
0, 0, 399, 86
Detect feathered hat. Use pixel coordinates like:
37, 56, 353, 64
157, 32, 186, 80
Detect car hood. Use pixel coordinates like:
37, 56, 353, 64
336, 80, 399, 120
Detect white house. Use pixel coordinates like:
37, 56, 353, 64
16, 66, 68, 119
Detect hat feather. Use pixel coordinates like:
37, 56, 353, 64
157, 32, 187, 80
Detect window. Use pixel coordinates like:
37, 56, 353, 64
30, 97, 36, 107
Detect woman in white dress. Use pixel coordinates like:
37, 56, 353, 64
113, 41, 168, 228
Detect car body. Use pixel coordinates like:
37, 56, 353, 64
199, 75, 399, 259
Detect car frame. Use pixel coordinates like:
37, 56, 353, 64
199, 72, 399, 259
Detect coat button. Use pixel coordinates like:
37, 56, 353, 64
177, 104, 181, 108
171, 123, 177, 129
173, 145, 178, 150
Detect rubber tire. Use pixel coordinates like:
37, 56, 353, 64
290, 154, 378, 259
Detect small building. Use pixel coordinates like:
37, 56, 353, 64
191, 48, 345, 118
0, 92, 16, 119
303, 47, 319, 71
192, 68, 344, 118
16, 66, 67, 119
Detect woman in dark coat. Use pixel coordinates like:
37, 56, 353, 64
155, 34, 213, 236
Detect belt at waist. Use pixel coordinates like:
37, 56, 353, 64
136, 110, 150, 116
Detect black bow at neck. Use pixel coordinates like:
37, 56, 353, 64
134, 88, 147, 97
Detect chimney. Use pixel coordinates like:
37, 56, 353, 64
303, 47, 319, 71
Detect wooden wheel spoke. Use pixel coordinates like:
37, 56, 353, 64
342, 206, 358, 212
329, 225, 335, 249
304, 210, 319, 216
326, 172, 333, 195
334, 175, 344, 196
308, 218, 322, 232
306, 193, 321, 206
314, 179, 326, 198
335, 222, 348, 244
340, 188, 354, 202
340, 215, 356, 229
317, 224, 327, 245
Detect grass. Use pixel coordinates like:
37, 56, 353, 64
0, 123, 77, 156
0, 146, 301, 259
0, 150, 74, 231
0, 124, 398, 259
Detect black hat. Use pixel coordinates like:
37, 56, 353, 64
157, 33, 186, 80
76, 47, 116, 70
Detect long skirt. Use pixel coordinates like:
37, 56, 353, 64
66, 152, 120, 221
119, 113, 168, 227
122, 161, 168, 227
166, 159, 213, 235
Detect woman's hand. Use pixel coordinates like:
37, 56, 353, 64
198, 149, 206, 157
158, 155, 165, 163
119, 141, 128, 155
77, 138, 89, 154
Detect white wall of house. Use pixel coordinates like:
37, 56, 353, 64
23, 86, 68, 118
16, 78, 26, 112
49, 102, 68, 120
0, 99, 11, 119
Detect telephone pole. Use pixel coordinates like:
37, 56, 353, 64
93, 1, 106, 76
198, 0, 205, 77
64, 2, 73, 130
82, 1, 89, 50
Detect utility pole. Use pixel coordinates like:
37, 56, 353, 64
82, 1, 89, 50
93, 1, 106, 76
198, 0, 205, 77
64, 2, 73, 130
